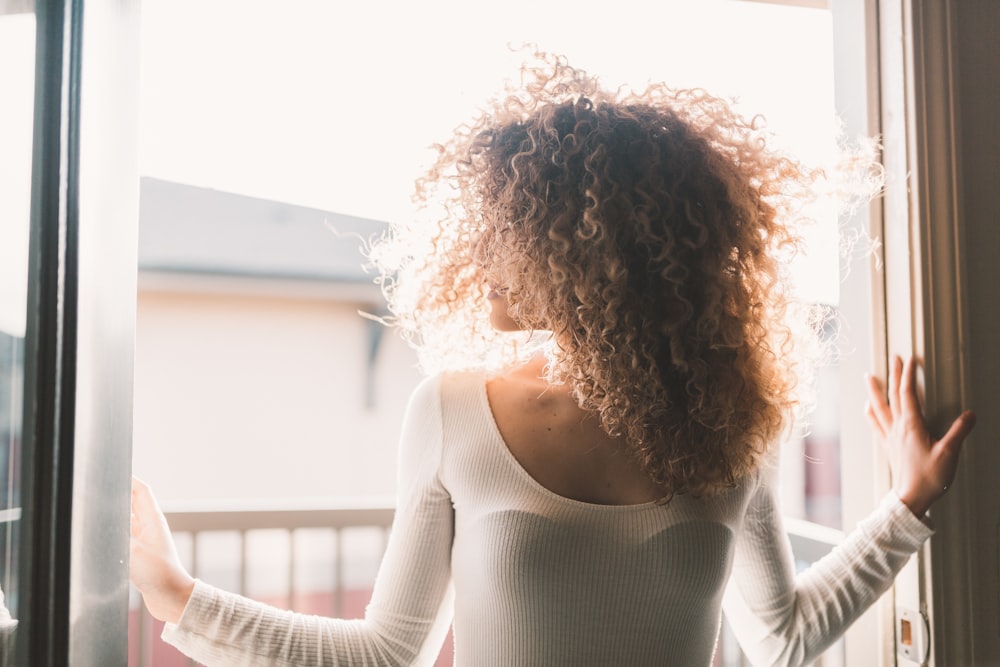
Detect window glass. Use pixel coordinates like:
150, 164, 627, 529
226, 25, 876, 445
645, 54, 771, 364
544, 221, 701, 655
0, 9, 35, 624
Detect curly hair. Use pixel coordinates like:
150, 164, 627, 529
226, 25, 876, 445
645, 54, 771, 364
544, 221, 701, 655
371, 52, 825, 497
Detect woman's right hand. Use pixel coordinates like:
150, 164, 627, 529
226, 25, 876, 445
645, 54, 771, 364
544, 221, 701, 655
130, 477, 195, 624
865, 355, 976, 517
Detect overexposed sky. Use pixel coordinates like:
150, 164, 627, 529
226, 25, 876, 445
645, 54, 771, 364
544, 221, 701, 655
0, 1, 841, 337
139, 0, 836, 225
136, 0, 839, 302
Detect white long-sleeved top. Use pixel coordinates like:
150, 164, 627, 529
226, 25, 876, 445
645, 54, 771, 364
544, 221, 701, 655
163, 370, 932, 666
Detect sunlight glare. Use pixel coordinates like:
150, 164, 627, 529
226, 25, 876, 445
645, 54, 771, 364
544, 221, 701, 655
138, 0, 840, 304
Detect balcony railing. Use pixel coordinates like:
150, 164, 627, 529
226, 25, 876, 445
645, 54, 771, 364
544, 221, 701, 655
129, 502, 844, 667
129, 499, 398, 667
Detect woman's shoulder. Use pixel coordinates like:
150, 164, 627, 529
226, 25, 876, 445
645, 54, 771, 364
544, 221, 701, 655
407, 367, 491, 415
396, 369, 491, 464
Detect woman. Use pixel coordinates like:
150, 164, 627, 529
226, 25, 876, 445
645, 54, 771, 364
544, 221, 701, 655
130, 54, 976, 666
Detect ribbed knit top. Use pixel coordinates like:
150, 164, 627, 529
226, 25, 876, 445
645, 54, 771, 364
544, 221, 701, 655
163, 370, 933, 666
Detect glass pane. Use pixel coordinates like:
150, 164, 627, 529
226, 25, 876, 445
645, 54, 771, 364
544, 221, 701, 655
0, 6, 35, 637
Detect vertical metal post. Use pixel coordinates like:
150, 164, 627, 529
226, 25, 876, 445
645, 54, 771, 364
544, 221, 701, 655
15, 0, 139, 663
16, 0, 82, 663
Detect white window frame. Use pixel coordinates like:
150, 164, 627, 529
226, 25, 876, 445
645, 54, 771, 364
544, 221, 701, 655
828, 1, 890, 663
738, 0, 892, 662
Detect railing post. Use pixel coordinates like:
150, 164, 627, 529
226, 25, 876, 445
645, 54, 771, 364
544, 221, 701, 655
239, 530, 247, 597
334, 528, 344, 617
287, 529, 296, 611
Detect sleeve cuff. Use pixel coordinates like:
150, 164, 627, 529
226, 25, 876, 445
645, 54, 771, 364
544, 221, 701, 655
161, 578, 216, 642
877, 489, 935, 548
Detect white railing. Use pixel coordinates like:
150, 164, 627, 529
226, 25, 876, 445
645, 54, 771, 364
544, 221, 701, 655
785, 517, 845, 567
131, 499, 396, 667
130, 503, 843, 667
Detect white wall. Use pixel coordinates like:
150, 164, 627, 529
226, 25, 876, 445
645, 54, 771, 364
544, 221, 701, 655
132, 288, 423, 504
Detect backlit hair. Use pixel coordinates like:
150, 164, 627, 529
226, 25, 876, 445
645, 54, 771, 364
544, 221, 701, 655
371, 52, 830, 497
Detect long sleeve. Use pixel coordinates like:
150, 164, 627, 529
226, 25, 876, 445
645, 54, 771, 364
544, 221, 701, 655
722, 461, 932, 666
162, 374, 455, 666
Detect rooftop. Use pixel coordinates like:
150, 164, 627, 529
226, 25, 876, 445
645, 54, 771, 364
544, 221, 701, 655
139, 177, 388, 286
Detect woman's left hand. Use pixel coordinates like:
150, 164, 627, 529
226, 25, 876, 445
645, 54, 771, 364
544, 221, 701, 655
130, 477, 195, 624
865, 355, 976, 517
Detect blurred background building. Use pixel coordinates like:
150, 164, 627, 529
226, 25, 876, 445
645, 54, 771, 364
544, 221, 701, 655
133, 177, 421, 505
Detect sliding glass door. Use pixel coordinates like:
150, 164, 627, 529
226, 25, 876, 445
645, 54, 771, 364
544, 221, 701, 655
1, 0, 139, 664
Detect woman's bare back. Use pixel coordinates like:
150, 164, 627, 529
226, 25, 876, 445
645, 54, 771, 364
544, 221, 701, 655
486, 357, 664, 505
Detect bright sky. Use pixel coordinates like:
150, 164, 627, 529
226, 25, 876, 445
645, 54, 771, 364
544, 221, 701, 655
138, 0, 836, 224
0, 1, 840, 336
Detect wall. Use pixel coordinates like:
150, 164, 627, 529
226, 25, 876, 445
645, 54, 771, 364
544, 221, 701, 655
132, 288, 423, 504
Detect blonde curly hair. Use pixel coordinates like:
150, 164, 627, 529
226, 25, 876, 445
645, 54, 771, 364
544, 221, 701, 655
371, 52, 824, 497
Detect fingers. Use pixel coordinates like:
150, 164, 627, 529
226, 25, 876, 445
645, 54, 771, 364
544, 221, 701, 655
898, 355, 923, 417
131, 477, 159, 514
131, 477, 147, 536
938, 410, 977, 455
865, 373, 892, 435
865, 401, 886, 439
132, 476, 150, 496
888, 355, 903, 418
130, 476, 170, 540
875, 355, 922, 421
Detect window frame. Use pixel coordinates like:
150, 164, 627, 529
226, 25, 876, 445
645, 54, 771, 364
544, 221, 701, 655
829, 0, 1000, 664
12, 0, 140, 663
827, 1, 892, 663
728, 0, 892, 662
743, 1, 984, 663
876, 0, 1000, 664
